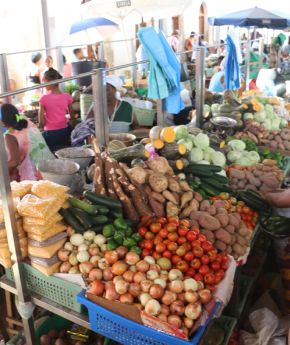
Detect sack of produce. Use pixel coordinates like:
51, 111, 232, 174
28, 232, 67, 259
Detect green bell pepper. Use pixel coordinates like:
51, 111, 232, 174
130, 246, 142, 255
125, 227, 133, 237
132, 233, 142, 243
123, 237, 137, 248
102, 224, 116, 238
107, 239, 118, 250
113, 230, 125, 245
113, 217, 128, 231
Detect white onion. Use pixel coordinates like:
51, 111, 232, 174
154, 278, 166, 289
184, 278, 198, 292
185, 303, 202, 320
147, 270, 159, 281
70, 234, 84, 246
83, 230, 96, 242
94, 234, 106, 246
76, 250, 90, 263
168, 269, 183, 281
140, 293, 152, 306
145, 299, 161, 316
64, 242, 74, 251
144, 256, 155, 265
78, 244, 88, 252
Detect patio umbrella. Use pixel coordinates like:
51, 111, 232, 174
69, 17, 118, 34
208, 6, 290, 29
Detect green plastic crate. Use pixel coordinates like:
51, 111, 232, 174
133, 107, 156, 126
6, 263, 82, 313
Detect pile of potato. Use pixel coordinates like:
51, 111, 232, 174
190, 200, 252, 259
228, 159, 284, 194
259, 127, 290, 151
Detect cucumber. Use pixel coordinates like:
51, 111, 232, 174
109, 210, 124, 219
91, 215, 109, 225
94, 205, 110, 215
185, 167, 214, 178
188, 164, 222, 173
211, 174, 229, 184
69, 197, 99, 215
84, 191, 122, 210
200, 178, 232, 193
71, 208, 93, 230
59, 208, 84, 233
199, 184, 220, 197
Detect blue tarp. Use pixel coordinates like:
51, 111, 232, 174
209, 6, 290, 29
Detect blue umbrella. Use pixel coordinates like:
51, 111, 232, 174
70, 17, 118, 34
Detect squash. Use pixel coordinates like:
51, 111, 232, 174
110, 144, 148, 162
160, 127, 176, 143
159, 143, 187, 160
149, 126, 162, 141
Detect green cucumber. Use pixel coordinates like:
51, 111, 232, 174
59, 208, 84, 233
211, 174, 229, 184
91, 215, 109, 225
94, 205, 110, 215
199, 184, 220, 197
200, 178, 232, 193
69, 197, 99, 215
109, 210, 124, 219
71, 208, 93, 230
84, 191, 122, 210
185, 167, 214, 178
188, 164, 222, 173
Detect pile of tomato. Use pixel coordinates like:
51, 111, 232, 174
210, 193, 258, 230
138, 216, 229, 290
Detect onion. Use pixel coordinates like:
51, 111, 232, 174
145, 299, 161, 316
88, 268, 103, 282
104, 251, 119, 264
69, 253, 79, 266
156, 258, 172, 270
88, 280, 105, 296
154, 278, 166, 289
133, 272, 146, 283
140, 293, 152, 306
113, 276, 124, 284
167, 315, 182, 329
59, 261, 71, 273
177, 292, 186, 303
140, 280, 153, 293
88, 244, 100, 257
129, 283, 141, 297
197, 281, 204, 290
66, 226, 75, 237
149, 284, 164, 299
185, 291, 199, 303
144, 256, 155, 265
90, 255, 101, 267
105, 281, 119, 300
78, 244, 88, 252
79, 262, 94, 275
68, 266, 79, 274
158, 314, 167, 322
116, 246, 128, 259
169, 280, 184, 293
146, 270, 159, 281
184, 278, 198, 292
70, 233, 84, 246
129, 265, 137, 272
160, 271, 169, 281
64, 242, 74, 251
83, 230, 96, 242
84, 240, 91, 246
58, 249, 70, 262
123, 270, 134, 283
125, 252, 140, 265
100, 244, 107, 252
160, 304, 170, 316
136, 260, 150, 273
111, 261, 128, 276
170, 300, 185, 315
161, 291, 177, 305
115, 280, 129, 295
103, 268, 114, 281
98, 258, 109, 270
184, 317, 194, 329
94, 234, 106, 246
149, 264, 161, 273
120, 293, 134, 304
184, 303, 202, 320
168, 269, 183, 281
77, 250, 90, 263
199, 289, 212, 304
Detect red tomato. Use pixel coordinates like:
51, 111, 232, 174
165, 223, 178, 233
211, 261, 221, 271
177, 236, 187, 245
198, 234, 207, 243
163, 239, 171, 246
138, 227, 147, 237
221, 261, 229, 270
194, 273, 203, 282
142, 248, 152, 257
190, 227, 200, 234
167, 242, 178, 252
202, 241, 213, 252
163, 250, 172, 259
176, 260, 189, 272
192, 240, 202, 248
216, 269, 225, 280
139, 240, 145, 249
150, 223, 162, 233
178, 226, 188, 237
199, 264, 210, 276
185, 268, 195, 278
155, 243, 166, 253
201, 255, 210, 265
172, 255, 182, 265
140, 215, 153, 227
157, 217, 167, 225
191, 258, 201, 270
242, 206, 250, 214
168, 232, 178, 242
182, 243, 192, 251
208, 250, 218, 262
193, 246, 204, 258
176, 246, 187, 257
184, 252, 194, 262
159, 228, 168, 238
144, 240, 154, 250
145, 232, 154, 240
180, 219, 190, 228
154, 236, 163, 245
204, 273, 216, 285
167, 216, 179, 225
236, 205, 243, 213
186, 231, 197, 242
152, 252, 161, 260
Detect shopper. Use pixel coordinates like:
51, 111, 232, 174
62, 55, 72, 78
170, 30, 180, 53
45, 55, 54, 69
1, 104, 54, 181
27, 52, 43, 85
39, 68, 74, 151
73, 48, 85, 61
185, 32, 195, 61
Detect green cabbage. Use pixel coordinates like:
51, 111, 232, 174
247, 151, 260, 164
203, 147, 215, 161
262, 118, 272, 130
243, 113, 254, 121
211, 103, 220, 113
174, 125, 188, 141
189, 148, 204, 162
280, 118, 288, 128
227, 150, 243, 162
235, 156, 252, 166
271, 118, 281, 131
210, 151, 226, 167
188, 134, 196, 144
254, 111, 266, 123
197, 160, 210, 164
193, 133, 210, 149
177, 138, 193, 151
228, 140, 246, 152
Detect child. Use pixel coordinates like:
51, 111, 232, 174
39, 68, 74, 151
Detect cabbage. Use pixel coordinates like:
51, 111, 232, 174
193, 133, 210, 149
197, 160, 210, 165
280, 118, 288, 128
210, 151, 226, 167
243, 113, 254, 121
177, 138, 193, 151
203, 104, 211, 117
188, 134, 196, 144
262, 118, 272, 130
228, 140, 246, 152
235, 156, 252, 166
247, 151, 260, 164
271, 118, 281, 131
189, 148, 204, 162
211, 103, 220, 113
174, 125, 188, 141
254, 111, 266, 123
227, 150, 243, 162
265, 104, 274, 114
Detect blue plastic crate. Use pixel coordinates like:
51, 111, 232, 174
77, 291, 220, 345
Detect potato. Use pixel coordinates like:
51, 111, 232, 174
163, 190, 178, 205
230, 235, 236, 245
208, 205, 217, 216
229, 214, 240, 229
225, 224, 235, 234
216, 208, 228, 215
190, 211, 202, 221
148, 197, 165, 218
180, 204, 198, 218
247, 185, 257, 191
198, 212, 221, 231
225, 246, 232, 254
233, 243, 246, 256
215, 229, 232, 244
190, 219, 199, 228
238, 227, 248, 236
216, 213, 229, 227
149, 173, 168, 193
194, 192, 203, 202
201, 229, 215, 242
237, 180, 246, 189
127, 166, 147, 185
199, 200, 211, 212
147, 157, 171, 174
150, 192, 165, 204
180, 191, 194, 208
229, 169, 246, 179
260, 175, 280, 189
214, 240, 227, 251
248, 176, 261, 187
166, 202, 179, 217
189, 199, 199, 212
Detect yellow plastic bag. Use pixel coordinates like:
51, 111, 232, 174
0, 219, 24, 240
23, 213, 62, 227
31, 180, 69, 199
11, 180, 34, 198
28, 237, 66, 259
27, 225, 67, 242
24, 222, 67, 235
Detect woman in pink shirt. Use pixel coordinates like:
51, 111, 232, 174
39, 68, 74, 151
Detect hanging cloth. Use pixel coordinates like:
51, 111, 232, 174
225, 35, 241, 90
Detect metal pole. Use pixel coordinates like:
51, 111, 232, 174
130, 38, 137, 87
41, 0, 51, 54
92, 69, 109, 146
56, 47, 64, 74
0, 54, 10, 102
156, 100, 165, 127
259, 38, 264, 70
0, 123, 36, 344
195, 47, 205, 128
99, 41, 105, 61
244, 38, 251, 90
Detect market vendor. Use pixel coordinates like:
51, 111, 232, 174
71, 75, 133, 146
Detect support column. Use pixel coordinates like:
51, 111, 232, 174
41, 0, 51, 53
195, 47, 205, 128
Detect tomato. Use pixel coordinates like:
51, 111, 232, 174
201, 255, 210, 265
163, 250, 172, 259
152, 252, 161, 260
236, 205, 243, 213
145, 232, 154, 240
191, 258, 201, 270
168, 232, 178, 242
198, 234, 207, 243
159, 228, 168, 238
165, 223, 178, 233
138, 227, 147, 237
178, 226, 188, 237
157, 217, 167, 225
221, 261, 229, 270
184, 252, 194, 262
208, 249, 218, 262
215, 254, 222, 264
167, 242, 178, 252
202, 241, 213, 252
204, 273, 216, 285
172, 255, 182, 265
186, 230, 197, 242
176, 260, 189, 272
140, 215, 153, 227
154, 236, 163, 245
143, 240, 153, 250
176, 246, 187, 257
193, 246, 204, 258
150, 223, 162, 233
194, 273, 203, 282
182, 243, 192, 251
199, 265, 210, 276
190, 227, 200, 234
177, 236, 187, 245
167, 216, 179, 225
216, 269, 225, 280
211, 261, 221, 271
185, 268, 195, 278
139, 240, 145, 249
163, 239, 171, 246
155, 243, 166, 253
142, 248, 152, 257
214, 275, 222, 284
242, 206, 250, 214
179, 219, 190, 228
192, 240, 201, 248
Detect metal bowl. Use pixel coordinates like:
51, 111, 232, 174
210, 116, 237, 128
55, 147, 95, 169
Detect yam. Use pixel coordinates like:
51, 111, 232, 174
213, 200, 226, 209
260, 175, 280, 189
148, 191, 164, 204
147, 157, 171, 175
163, 190, 178, 205
166, 202, 180, 217
225, 246, 232, 254
237, 180, 246, 189
214, 240, 227, 251
104, 155, 118, 199
229, 214, 240, 229
190, 211, 202, 221
225, 224, 235, 234
201, 229, 215, 243
199, 200, 211, 212
180, 191, 194, 208
215, 229, 232, 244
93, 153, 107, 195
179, 180, 192, 192
198, 212, 221, 231
168, 178, 181, 193
172, 192, 180, 204
236, 235, 246, 246
238, 227, 248, 236
180, 204, 198, 218
208, 205, 217, 216
149, 198, 165, 218
160, 127, 176, 143
217, 208, 228, 214
149, 173, 168, 193
189, 199, 199, 212
125, 183, 153, 217
190, 219, 200, 228
229, 169, 246, 179
216, 213, 229, 227
194, 192, 203, 202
